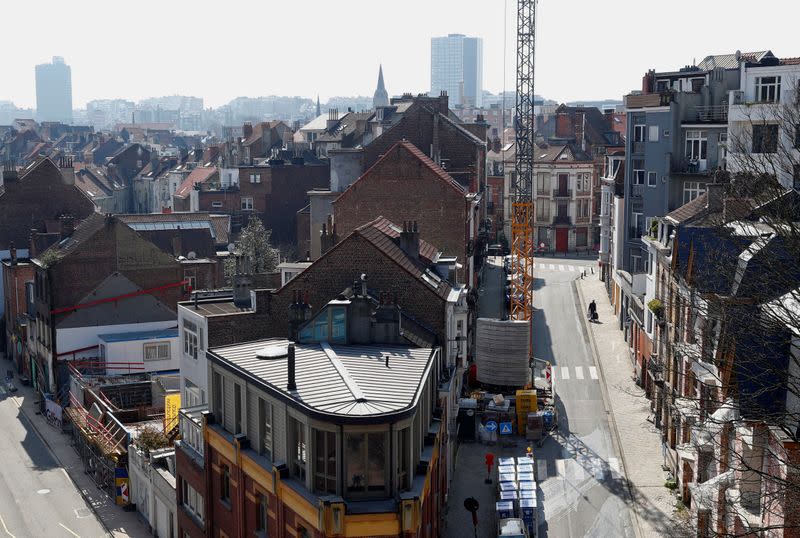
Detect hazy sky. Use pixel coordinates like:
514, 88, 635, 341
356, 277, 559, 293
2, 0, 799, 109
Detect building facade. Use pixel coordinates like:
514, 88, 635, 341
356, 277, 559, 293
430, 34, 483, 108
35, 56, 73, 124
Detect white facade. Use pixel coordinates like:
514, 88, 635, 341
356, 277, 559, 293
98, 330, 179, 375
178, 305, 209, 407
532, 161, 596, 251
129, 446, 177, 538
278, 261, 311, 287
727, 61, 800, 189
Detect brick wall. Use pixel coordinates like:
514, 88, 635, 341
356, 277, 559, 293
333, 143, 468, 266
175, 446, 205, 538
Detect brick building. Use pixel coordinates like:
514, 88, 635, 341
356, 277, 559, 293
177, 286, 452, 537
332, 141, 478, 285
31, 213, 186, 395
2, 247, 35, 375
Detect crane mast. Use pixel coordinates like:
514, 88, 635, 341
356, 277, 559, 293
511, 0, 536, 325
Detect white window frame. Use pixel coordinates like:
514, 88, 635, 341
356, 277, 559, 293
183, 319, 199, 360
685, 130, 708, 161
250, 173, 261, 184
143, 341, 170, 361
648, 171, 658, 187
182, 480, 204, 523
683, 181, 705, 204
755, 76, 781, 103
633, 169, 646, 185
634, 124, 646, 143
211, 201, 223, 208
241, 196, 254, 210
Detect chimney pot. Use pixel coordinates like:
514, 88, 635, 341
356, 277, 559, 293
287, 343, 297, 391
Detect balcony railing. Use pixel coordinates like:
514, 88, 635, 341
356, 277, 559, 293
672, 157, 713, 176
630, 184, 644, 197
692, 105, 728, 123
553, 215, 571, 225
575, 215, 590, 223
536, 188, 550, 196
632, 141, 645, 155
552, 189, 572, 198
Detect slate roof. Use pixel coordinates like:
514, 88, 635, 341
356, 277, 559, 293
696, 51, 768, 70
533, 144, 592, 163
316, 111, 374, 143
665, 193, 709, 225
210, 339, 435, 420
38, 212, 107, 262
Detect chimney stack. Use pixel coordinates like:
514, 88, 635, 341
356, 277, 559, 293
287, 343, 297, 391
58, 156, 75, 186
59, 214, 75, 238
399, 220, 420, 260
706, 183, 724, 213
9, 242, 17, 266
242, 122, 253, 139
326, 109, 339, 130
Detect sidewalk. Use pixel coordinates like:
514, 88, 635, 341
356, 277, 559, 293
575, 277, 691, 538
8, 375, 149, 538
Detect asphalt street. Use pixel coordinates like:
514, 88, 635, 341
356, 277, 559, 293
0, 384, 109, 538
531, 256, 635, 538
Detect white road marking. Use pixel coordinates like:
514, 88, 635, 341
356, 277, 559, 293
560, 366, 570, 380
547, 264, 555, 270
537, 459, 548, 479
59, 523, 81, 538
555, 459, 565, 477
0, 515, 16, 538
589, 366, 598, 380
574, 366, 584, 380
567, 265, 577, 272
557, 264, 566, 271
609, 457, 621, 477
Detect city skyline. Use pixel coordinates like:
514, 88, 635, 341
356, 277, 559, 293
2, 0, 799, 110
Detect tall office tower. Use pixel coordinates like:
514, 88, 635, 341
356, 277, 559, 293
35, 56, 73, 124
430, 34, 483, 107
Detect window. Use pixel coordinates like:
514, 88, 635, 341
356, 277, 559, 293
633, 166, 646, 185
536, 173, 548, 193
576, 227, 588, 247
577, 172, 591, 192
182, 480, 204, 523
577, 199, 590, 219
290, 418, 307, 481
234, 383, 242, 435
683, 181, 705, 204
241, 196, 254, 210
220, 464, 231, 504
648, 125, 659, 142
211, 201, 223, 208
314, 429, 337, 494
655, 80, 669, 93
752, 124, 779, 153
755, 76, 781, 103
690, 78, 704, 93
183, 319, 199, 359
184, 273, 196, 291
634, 124, 646, 142
648, 171, 658, 187
535, 199, 549, 220
631, 211, 643, 238
685, 130, 707, 161
345, 432, 387, 496
250, 173, 261, 184
331, 307, 346, 343
313, 315, 328, 341
258, 398, 273, 460
143, 341, 170, 361
256, 493, 268, 534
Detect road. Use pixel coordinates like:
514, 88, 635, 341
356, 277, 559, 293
532, 255, 634, 538
446, 255, 635, 538
0, 384, 109, 538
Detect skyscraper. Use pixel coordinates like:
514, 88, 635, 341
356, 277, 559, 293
430, 34, 483, 107
373, 65, 389, 108
35, 56, 73, 124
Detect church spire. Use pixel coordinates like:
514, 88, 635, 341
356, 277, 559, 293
316, 95, 321, 116
373, 64, 389, 108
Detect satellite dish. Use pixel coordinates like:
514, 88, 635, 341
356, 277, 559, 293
187, 251, 196, 259
227, 243, 236, 253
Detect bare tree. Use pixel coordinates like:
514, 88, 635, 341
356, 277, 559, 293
650, 79, 800, 537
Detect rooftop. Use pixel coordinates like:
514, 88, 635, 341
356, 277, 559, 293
98, 327, 178, 343
210, 338, 436, 420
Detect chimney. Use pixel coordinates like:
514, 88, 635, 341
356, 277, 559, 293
242, 122, 253, 139
171, 230, 183, 257
326, 109, 339, 130
59, 156, 75, 186
438, 91, 449, 116
320, 216, 337, 255
59, 214, 75, 238
706, 183, 724, 213
287, 343, 297, 391
28, 228, 38, 258
1, 161, 18, 185
9, 241, 17, 266
360, 273, 367, 296
399, 220, 420, 260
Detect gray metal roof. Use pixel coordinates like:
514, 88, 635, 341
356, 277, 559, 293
209, 339, 436, 420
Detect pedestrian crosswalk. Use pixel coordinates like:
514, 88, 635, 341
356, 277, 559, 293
535, 456, 623, 482
532, 263, 590, 273
553, 365, 600, 382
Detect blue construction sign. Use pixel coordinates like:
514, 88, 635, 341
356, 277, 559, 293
499, 422, 513, 435
485, 421, 498, 432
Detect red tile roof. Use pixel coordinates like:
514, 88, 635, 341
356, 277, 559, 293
174, 165, 218, 198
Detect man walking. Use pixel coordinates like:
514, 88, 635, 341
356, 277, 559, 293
588, 299, 597, 322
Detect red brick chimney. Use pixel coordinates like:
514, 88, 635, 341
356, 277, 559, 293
555, 109, 572, 138
242, 122, 253, 139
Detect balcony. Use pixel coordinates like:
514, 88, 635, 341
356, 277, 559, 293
553, 215, 571, 225
536, 188, 550, 196
672, 157, 713, 176
552, 189, 572, 198
624, 92, 673, 109
630, 184, 644, 198
575, 215, 590, 224
691, 105, 728, 123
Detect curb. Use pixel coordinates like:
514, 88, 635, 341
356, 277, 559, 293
573, 279, 644, 538
12, 392, 115, 538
